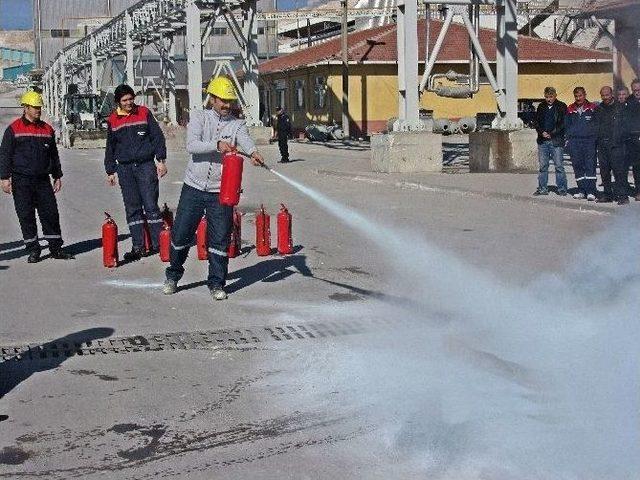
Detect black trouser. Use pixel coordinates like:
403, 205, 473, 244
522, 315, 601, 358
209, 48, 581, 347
12, 174, 63, 254
117, 161, 162, 250
628, 135, 640, 194
598, 141, 629, 199
278, 135, 289, 162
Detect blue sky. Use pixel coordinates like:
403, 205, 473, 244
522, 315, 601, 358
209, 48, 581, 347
0, 0, 32, 30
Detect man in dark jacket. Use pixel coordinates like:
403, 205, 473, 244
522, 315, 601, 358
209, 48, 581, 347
595, 86, 629, 204
0, 91, 74, 263
565, 86, 599, 200
624, 79, 640, 200
534, 86, 567, 196
272, 107, 292, 163
105, 84, 167, 261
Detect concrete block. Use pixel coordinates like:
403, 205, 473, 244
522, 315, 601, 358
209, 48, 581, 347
371, 131, 442, 173
469, 128, 538, 172
248, 126, 272, 146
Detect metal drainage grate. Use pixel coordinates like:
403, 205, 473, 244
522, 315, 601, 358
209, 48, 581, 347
0, 320, 372, 363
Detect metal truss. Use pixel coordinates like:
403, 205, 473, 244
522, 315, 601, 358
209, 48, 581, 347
43, 0, 261, 128
395, 0, 523, 132
256, 2, 583, 21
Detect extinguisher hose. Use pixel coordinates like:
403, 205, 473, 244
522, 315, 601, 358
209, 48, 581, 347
235, 150, 271, 171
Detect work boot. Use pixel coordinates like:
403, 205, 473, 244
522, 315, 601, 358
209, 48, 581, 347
533, 188, 548, 196
50, 249, 75, 260
27, 251, 41, 263
618, 196, 630, 205
210, 287, 228, 301
144, 247, 159, 257
557, 190, 567, 196
123, 247, 144, 262
573, 192, 586, 200
586, 193, 596, 201
596, 195, 613, 203
162, 279, 177, 295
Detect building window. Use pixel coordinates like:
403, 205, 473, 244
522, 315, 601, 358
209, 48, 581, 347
50, 29, 70, 38
313, 76, 327, 109
257, 27, 265, 35
212, 27, 228, 36
294, 79, 305, 111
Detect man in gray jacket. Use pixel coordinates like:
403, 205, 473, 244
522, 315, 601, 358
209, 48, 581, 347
163, 76, 265, 300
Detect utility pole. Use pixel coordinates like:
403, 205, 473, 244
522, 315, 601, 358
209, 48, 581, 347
33, 0, 43, 69
341, 0, 349, 138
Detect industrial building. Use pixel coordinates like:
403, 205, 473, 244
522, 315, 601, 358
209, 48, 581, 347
259, 18, 613, 137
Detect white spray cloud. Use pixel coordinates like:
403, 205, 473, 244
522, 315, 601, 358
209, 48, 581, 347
270, 170, 640, 479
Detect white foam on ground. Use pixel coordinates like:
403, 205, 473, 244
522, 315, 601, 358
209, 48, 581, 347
102, 279, 164, 289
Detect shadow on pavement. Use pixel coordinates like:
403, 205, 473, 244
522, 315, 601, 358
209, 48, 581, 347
0, 327, 115, 401
66, 234, 130, 256
0, 240, 24, 252
0, 234, 130, 261
176, 250, 425, 312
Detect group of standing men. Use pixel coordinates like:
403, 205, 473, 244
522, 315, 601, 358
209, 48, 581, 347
0, 76, 265, 301
535, 80, 640, 205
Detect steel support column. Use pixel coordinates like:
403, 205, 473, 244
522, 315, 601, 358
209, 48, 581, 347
395, 0, 421, 131
125, 11, 135, 87
242, 0, 261, 125
492, 0, 522, 130
60, 54, 67, 117
166, 38, 177, 125
52, 63, 59, 120
91, 36, 100, 94
186, 0, 203, 111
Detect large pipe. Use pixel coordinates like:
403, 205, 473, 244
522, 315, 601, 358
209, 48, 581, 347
419, 8, 455, 93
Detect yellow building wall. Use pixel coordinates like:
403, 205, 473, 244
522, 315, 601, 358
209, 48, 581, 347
262, 61, 612, 135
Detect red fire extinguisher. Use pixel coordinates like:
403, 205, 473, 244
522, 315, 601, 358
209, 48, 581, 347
255, 205, 271, 256
228, 208, 242, 258
219, 151, 244, 206
159, 225, 171, 262
196, 216, 208, 260
161, 203, 173, 228
102, 212, 118, 268
277, 204, 294, 255
143, 219, 152, 254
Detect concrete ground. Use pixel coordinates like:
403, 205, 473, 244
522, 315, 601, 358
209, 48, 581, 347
0, 114, 637, 479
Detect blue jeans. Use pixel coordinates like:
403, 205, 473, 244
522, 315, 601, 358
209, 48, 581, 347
537, 141, 567, 192
165, 184, 233, 289
117, 161, 162, 249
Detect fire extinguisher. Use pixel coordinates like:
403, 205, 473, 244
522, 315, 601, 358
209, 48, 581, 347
196, 216, 208, 260
102, 212, 118, 268
159, 225, 171, 262
255, 205, 271, 256
161, 203, 173, 228
277, 204, 294, 255
228, 208, 242, 258
219, 151, 244, 206
143, 219, 152, 254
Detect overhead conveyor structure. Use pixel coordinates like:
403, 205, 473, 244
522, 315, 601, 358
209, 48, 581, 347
42, 0, 263, 127
40, 0, 602, 135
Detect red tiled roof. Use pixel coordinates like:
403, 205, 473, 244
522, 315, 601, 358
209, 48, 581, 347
259, 19, 611, 74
